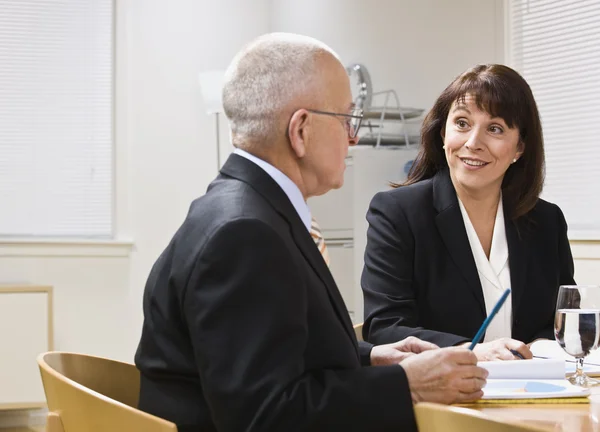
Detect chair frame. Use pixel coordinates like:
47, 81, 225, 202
415, 402, 549, 432
38, 351, 178, 432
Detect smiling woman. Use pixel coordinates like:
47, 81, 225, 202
361, 64, 576, 363
402, 64, 545, 222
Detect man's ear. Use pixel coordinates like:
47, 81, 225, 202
288, 109, 310, 158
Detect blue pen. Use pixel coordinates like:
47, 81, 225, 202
468, 288, 511, 350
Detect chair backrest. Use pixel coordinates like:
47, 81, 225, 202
415, 402, 547, 432
353, 322, 363, 342
38, 352, 177, 432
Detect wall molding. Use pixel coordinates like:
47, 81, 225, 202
0, 238, 134, 257
0, 408, 47, 428
570, 241, 600, 260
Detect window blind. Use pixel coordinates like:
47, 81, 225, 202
0, 0, 113, 237
507, 0, 600, 239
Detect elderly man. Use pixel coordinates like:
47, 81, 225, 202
135, 33, 487, 432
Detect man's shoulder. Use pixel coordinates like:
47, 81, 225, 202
181, 176, 284, 244
189, 178, 248, 218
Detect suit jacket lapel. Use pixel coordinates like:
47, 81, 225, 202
220, 154, 359, 353
433, 170, 486, 315
288, 221, 359, 351
505, 206, 530, 320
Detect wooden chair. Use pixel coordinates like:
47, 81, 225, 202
353, 322, 363, 342
38, 352, 177, 432
415, 402, 547, 432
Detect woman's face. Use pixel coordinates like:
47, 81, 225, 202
443, 94, 523, 197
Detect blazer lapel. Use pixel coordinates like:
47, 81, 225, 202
289, 221, 359, 351
433, 171, 486, 315
488, 199, 509, 284
220, 154, 359, 353
505, 205, 530, 320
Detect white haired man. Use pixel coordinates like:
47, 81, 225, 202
135, 33, 487, 432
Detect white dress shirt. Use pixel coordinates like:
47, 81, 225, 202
233, 149, 312, 232
458, 197, 512, 342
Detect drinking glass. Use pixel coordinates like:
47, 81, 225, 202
555, 285, 600, 387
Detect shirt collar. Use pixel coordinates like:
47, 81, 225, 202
233, 148, 312, 231
458, 195, 509, 284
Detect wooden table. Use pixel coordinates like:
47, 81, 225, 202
463, 387, 600, 431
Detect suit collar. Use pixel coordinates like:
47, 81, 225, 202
432, 168, 459, 213
232, 148, 312, 231
458, 195, 509, 291
220, 153, 359, 353
505, 211, 530, 319
433, 169, 530, 322
220, 153, 301, 226
433, 170, 486, 315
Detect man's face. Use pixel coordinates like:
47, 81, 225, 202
304, 57, 358, 197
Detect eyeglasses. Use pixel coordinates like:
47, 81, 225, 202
307, 108, 364, 139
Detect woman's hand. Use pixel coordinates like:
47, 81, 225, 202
462, 338, 533, 361
370, 336, 439, 366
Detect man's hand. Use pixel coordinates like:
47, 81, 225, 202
370, 336, 439, 366
463, 338, 533, 361
401, 347, 488, 404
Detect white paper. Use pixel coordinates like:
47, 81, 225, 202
530, 339, 600, 365
479, 358, 565, 380
565, 362, 600, 375
482, 379, 591, 399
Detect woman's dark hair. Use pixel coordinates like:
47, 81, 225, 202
398, 64, 545, 220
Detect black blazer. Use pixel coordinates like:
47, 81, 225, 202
362, 169, 575, 348
135, 154, 416, 432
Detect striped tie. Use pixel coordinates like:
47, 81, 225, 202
310, 217, 330, 266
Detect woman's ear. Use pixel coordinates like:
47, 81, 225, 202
288, 109, 310, 158
515, 140, 525, 161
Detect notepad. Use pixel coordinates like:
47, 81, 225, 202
480, 357, 600, 379
479, 358, 565, 380
481, 379, 590, 400
477, 358, 591, 401
468, 397, 590, 405
531, 339, 600, 363
530, 339, 600, 375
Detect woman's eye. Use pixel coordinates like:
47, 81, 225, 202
489, 125, 504, 134
456, 119, 469, 129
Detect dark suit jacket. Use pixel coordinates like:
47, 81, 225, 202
361, 169, 576, 348
135, 154, 416, 432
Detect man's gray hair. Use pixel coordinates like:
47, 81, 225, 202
222, 33, 339, 145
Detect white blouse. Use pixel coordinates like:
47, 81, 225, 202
458, 197, 512, 342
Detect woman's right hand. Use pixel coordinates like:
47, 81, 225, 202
463, 338, 533, 361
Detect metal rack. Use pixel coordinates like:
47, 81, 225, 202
346, 63, 424, 148
358, 89, 424, 148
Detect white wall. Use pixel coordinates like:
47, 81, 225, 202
271, 0, 505, 110
0, 252, 131, 359
572, 243, 600, 286
121, 0, 270, 346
